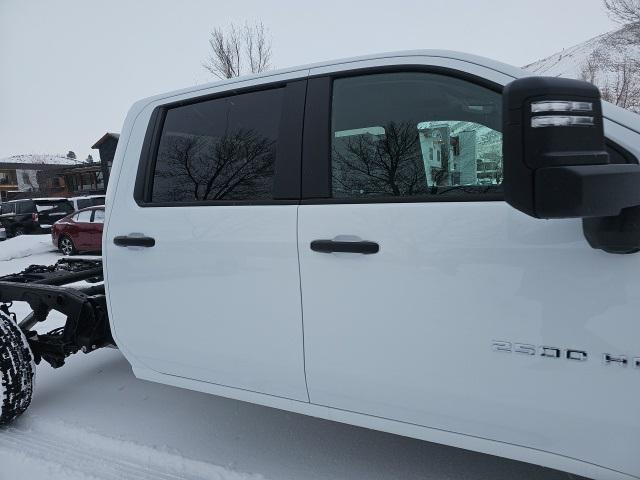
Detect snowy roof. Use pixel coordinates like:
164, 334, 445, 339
0, 154, 82, 166
91, 132, 120, 149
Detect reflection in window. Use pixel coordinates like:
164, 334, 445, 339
75, 210, 92, 222
93, 209, 105, 223
331, 73, 503, 199
151, 88, 283, 203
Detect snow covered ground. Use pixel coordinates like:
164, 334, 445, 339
0, 236, 574, 480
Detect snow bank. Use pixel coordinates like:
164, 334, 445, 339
0, 235, 56, 262
0, 416, 266, 480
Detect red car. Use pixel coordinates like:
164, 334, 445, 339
52, 206, 104, 255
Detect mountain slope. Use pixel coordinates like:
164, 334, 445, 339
524, 24, 640, 77
524, 24, 640, 112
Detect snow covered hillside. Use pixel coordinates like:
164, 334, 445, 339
524, 24, 640, 112
0, 154, 82, 166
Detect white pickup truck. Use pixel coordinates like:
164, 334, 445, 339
1, 51, 639, 480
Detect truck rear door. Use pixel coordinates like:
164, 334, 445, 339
105, 77, 309, 402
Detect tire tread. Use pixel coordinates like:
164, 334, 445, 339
0, 311, 35, 425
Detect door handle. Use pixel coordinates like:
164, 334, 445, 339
310, 239, 379, 255
113, 235, 156, 248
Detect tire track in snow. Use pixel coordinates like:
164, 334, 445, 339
0, 417, 266, 480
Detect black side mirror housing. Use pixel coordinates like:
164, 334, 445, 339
502, 77, 640, 219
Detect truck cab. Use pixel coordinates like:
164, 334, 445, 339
2, 51, 639, 480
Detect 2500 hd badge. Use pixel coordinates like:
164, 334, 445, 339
493, 340, 640, 368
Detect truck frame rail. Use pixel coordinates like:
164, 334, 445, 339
0, 258, 113, 368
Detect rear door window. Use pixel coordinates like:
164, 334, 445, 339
75, 210, 92, 223
16, 201, 34, 214
0, 203, 15, 215
76, 198, 93, 209
35, 201, 70, 213
150, 87, 284, 203
92, 209, 105, 223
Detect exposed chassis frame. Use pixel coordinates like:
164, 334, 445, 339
0, 258, 113, 368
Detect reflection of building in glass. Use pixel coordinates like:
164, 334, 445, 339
476, 154, 502, 185
419, 124, 477, 187
332, 121, 502, 197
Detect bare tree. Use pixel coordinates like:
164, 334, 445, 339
244, 22, 271, 75
604, 0, 640, 24
601, 56, 640, 110
154, 130, 276, 202
580, 50, 606, 84
580, 48, 640, 112
203, 22, 272, 79
332, 122, 428, 197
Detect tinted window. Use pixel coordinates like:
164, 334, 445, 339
77, 199, 91, 209
151, 88, 284, 203
76, 198, 102, 209
35, 200, 73, 214
331, 73, 503, 199
92, 209, 105, 223
0, 203, 15, 214
16, 201, 34, 214
75, 210, 92, 223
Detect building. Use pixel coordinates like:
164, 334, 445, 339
91, 132, 119, 186
419, 124, 477, 187
0, 154, 81, 201
38, 163, 106, 197
33, 132, 119, 199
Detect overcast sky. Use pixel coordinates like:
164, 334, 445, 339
0, 0, 618, 161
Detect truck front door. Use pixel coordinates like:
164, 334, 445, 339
297, 68, 640, 475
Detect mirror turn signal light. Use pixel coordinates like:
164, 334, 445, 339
531, 115, 595, 128
531, 100, 594, 113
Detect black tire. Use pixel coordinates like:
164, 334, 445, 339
59, 236, 76, 256
12, 226, 26, 237
0, 309, 35, 425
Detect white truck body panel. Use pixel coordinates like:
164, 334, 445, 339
103, 51, 640, 480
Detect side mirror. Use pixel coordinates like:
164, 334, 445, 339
502, 77, 640, 219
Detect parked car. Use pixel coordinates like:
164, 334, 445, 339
0, 198, 74, 237
68, 195, 105, 212
51, 206, 104, 255
2, 51, 640, 480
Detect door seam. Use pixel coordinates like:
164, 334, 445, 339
296, 204, 311, 402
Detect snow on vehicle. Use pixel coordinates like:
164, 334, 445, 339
1, 51, 639, 480
68, 195, 105, 212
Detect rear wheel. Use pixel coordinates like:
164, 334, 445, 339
59, 236, 76, 256
0, 308, 35, 425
